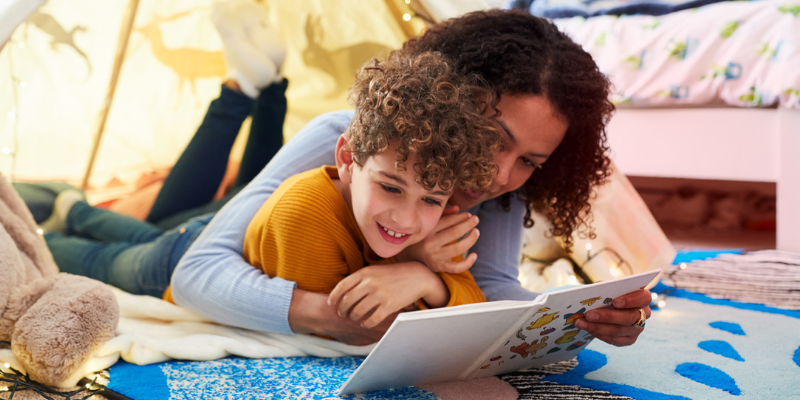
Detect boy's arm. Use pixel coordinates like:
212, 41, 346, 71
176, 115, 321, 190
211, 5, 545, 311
435, 270, 486, 307
170, 110, 354, 335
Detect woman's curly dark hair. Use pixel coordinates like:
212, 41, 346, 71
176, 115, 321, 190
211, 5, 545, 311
347, 51, 501, 193
403, 9, 615, 250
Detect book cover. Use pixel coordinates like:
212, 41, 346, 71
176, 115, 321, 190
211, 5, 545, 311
339, 269, 660, 395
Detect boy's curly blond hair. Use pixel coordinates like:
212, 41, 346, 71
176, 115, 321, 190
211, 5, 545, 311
346, 51, 500, 193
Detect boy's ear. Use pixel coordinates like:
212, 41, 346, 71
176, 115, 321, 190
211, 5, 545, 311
335, 134, 354, 184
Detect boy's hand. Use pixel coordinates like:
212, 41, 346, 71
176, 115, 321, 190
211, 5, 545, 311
398, 205, 480, 274
288, 289, 395, 345
327, 262, 448, 329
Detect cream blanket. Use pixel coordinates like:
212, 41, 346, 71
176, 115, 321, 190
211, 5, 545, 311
2, 287, 374, 387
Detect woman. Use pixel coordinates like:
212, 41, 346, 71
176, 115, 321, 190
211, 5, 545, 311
170, 9, 652, 346
46, 8, 652, 347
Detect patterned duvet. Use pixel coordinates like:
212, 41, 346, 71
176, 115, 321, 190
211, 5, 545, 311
552, 0, 800, 108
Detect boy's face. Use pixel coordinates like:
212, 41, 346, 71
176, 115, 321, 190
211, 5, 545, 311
336, 135, 451, 259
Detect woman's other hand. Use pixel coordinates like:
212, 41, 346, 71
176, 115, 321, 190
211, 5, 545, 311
574, 288, 652, 346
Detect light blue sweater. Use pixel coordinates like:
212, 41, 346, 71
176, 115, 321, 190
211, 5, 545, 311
171, 110, 538, 335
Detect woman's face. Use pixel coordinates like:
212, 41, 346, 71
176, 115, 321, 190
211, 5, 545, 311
448, 94, 568, 210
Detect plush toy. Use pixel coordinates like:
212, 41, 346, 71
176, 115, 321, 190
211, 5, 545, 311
0, 172, 118, 388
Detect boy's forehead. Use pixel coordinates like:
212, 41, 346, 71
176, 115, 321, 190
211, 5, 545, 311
366, 151, 452, 195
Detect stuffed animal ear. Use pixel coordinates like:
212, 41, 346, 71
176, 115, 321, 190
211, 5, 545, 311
11, 274, 119, 387
0, 173, 59, 281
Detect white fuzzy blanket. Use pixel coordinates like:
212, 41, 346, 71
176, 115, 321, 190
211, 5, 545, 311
1, 287, 374, 387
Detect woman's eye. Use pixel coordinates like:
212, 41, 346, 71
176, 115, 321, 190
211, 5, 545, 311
381, 184, 401, 193
423, 198, 442, 206
521, 157, 540, 169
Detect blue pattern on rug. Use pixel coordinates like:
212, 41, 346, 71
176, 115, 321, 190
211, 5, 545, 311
541, 350, 691, 400
108, 361, 170, 400
795, 346, 800, 368
709, 321, 746, 336
675, 363, 741, 396
109, 356, 438, 400
698, 341, 744, 362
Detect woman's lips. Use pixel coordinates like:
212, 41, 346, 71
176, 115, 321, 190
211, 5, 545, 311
377, 222, 411, 245
463, 188, 485, 200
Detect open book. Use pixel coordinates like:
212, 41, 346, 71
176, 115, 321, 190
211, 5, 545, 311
339, 269, 661, 395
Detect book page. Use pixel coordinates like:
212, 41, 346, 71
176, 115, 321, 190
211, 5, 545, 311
338, 301, 536, 395
467, 269, 660, 379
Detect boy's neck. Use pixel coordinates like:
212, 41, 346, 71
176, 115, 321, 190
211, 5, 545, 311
331, 173, 353, 214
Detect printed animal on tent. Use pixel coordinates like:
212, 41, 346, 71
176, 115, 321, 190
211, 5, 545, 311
302, 15, 389, 99
24, 9, 92, 79
134, 8, 225, 106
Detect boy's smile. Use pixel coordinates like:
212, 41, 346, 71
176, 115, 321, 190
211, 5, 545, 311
336, 136, 450, 259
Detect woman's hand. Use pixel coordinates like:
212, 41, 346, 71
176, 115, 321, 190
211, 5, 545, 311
397, 205, 481, 274
327, 262, 449, 329
574, 288, 652, 346
288, 289, 396, 346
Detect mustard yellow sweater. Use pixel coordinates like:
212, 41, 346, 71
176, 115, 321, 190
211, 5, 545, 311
242, 166, 485, 307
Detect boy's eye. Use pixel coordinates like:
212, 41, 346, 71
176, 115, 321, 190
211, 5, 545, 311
423, 197, 443, 206
380, 184, 401, 194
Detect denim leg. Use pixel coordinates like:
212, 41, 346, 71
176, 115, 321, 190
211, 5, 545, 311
234, 78, 288, 188
66, 201, 162, 244
45, 220, 206, 298
147, 84, 254, 225
45, 233, 165, 296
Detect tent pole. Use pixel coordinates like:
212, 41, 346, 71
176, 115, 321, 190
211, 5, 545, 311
81, 0, 140, 191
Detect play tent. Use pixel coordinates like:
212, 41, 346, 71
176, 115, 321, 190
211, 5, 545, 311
0, 0, 461, 202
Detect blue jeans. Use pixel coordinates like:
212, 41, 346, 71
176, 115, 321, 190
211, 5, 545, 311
45, 201, 211, 297
41, 81, 287, 297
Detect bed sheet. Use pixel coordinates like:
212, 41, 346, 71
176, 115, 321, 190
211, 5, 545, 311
552, 0, 800, 109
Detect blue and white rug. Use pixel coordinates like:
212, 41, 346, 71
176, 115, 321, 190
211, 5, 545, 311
107, 250, 800, 399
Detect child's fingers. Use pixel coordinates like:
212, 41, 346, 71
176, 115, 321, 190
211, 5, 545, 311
443, 228, 480, 256
441, 204, 460, 217
336, 283, 373, 318
433, 212, 474, 236
442, 253, 478, 274
363, 305, 394, 329
349, 295, 380, 322
328, 276, 358, 306
439, 215, 480, 243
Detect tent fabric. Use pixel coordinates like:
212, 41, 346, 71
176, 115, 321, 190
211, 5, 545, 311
0, 0, 416, 203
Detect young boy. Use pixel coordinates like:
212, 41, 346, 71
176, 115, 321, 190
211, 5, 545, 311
242, 50, 501, 330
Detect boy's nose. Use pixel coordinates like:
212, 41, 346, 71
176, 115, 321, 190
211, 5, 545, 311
391, 201, 418, 229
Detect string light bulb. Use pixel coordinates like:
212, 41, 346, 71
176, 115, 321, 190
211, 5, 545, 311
568, 274, 578, 285
651, 292, 658, 301
405, 0, 411, 3
6, 111, 15, 119
19, 81, 26, 88
657, 299, 666, 308
585, 243, 592, 251
3, 363, 9, 369
36, 228, 44, 235
679, 262, 687, 270
402, 13, 411, 21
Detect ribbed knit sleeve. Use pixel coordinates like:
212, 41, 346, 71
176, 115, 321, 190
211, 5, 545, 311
243, 166, 366, 293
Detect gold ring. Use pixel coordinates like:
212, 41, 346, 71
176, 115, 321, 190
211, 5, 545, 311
632, 308, 646, 328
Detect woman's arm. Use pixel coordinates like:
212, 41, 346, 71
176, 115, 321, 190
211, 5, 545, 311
468, 197, 540, 302
170, 110, 353, 334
